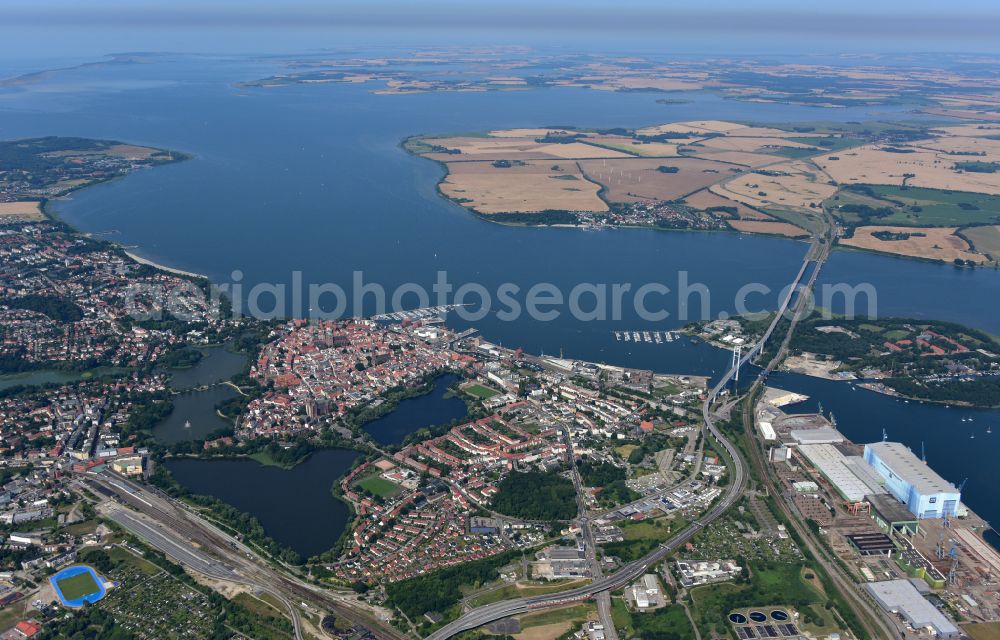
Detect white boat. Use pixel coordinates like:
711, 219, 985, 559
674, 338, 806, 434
184, 420, 191, 429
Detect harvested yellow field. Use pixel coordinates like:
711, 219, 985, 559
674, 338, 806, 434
578, 157, 735, 203
711, 160, 838, 210
0, 201, 43, 219
422, 136, 632, 162
585, 136, 679, 157
729, 220, 808, 237
676, 120, 746, 133
635, 122, 723, 137
557, 76, 704, 93
930, 124, 1000, 138
487, 128, 573, 138
684, 149, 781, 167
106, 144, 156, 159
817, 145, 1000, 195
683, 188, 772, 220
922, 108, 1000, 122
914, 135, 1000, 157
842, 226, 987, 263
733, 126, 824, 138
695, 136, 817, 153
608, 76, 704, 92
440, 160, 607, 214
534, 142, 633, 159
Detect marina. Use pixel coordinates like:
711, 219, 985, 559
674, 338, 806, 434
615, 330, 679, 343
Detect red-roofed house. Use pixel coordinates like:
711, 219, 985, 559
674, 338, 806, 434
15, 620, 42, 638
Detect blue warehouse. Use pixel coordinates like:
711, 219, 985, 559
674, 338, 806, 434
863, 442, 961, 519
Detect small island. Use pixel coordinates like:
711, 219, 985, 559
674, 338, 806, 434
691, 314, 1000, 407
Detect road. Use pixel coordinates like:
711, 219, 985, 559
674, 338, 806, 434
425, 243, 818, 640
564, 423, 619, 640
85, 473, 408, 640
737, 228, 903, 640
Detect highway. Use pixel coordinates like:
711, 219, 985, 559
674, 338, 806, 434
737, 227, 903, 640
425, 244, 818, 640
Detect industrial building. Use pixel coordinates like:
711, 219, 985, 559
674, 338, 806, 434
796, 444, 886, 503
846, 532, 896, 556
788, 427, 845, 445
868, 493, 919, 536
863, 442, 961, 519
864, 579, 960, 638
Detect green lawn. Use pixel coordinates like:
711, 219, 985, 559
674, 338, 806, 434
356, 475, 401, 498
57, 570, 101, 600
464, 384, 499, 399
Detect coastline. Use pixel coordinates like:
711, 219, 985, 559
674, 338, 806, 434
32, 143, 208, 281
124, 251, 208, 280
403, 133, 999, 265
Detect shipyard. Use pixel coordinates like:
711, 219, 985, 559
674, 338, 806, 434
756, 388, 1000, 632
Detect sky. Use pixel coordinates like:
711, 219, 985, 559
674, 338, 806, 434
2, 0, 999, 60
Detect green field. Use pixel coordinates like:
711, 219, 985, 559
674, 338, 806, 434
611, 599, 692, 639
469, 579, 590, 608
601, 516, 688, 562
688, 562, 823, 637
464, 384, 499, 399
963, 225, 1000, 261
356, 475, 401, 498
965, 622, 1000, 640
57, 570, 101, 600
788, 136, 865, 153
518, 603, 595, 629
828, 184, 1000, 227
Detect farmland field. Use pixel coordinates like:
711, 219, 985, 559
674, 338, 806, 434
841, 225, 986, 263
828, 185, 1000, 227
963, 225, 1000, 261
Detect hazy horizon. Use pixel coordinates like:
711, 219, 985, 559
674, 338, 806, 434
2, 0, 1000, 62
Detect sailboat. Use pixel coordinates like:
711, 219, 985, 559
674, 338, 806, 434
988, 426, 993, 435
184, 420, 192, 429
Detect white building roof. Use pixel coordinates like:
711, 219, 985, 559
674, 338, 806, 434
866, 442, 959, 495
798, 444, 886, 502
758, 421, 776, 441
789, 427, 845, 445
865, 580, 959, 636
